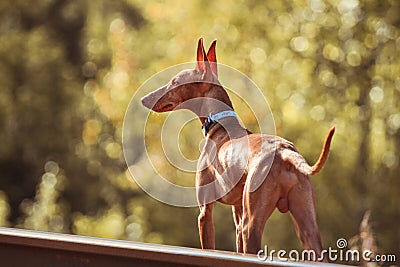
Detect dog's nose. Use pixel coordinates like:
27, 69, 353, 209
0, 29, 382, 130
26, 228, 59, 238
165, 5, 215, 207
141, 94, 156, 110
141, 95, 150, 108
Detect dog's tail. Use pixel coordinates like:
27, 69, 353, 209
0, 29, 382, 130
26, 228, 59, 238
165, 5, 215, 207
281, 126, 335, 176
308, 126, 335, 175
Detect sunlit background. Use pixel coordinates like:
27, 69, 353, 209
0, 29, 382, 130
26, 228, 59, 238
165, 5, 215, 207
0, 0, 399, 263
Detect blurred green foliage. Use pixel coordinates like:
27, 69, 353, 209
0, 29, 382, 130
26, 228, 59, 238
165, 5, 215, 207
0, 0, 399, 262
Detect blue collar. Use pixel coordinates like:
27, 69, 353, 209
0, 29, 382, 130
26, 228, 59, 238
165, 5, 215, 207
201, 110, 237, 136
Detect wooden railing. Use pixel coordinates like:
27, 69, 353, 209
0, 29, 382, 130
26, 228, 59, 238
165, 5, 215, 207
0, 227, 354, 267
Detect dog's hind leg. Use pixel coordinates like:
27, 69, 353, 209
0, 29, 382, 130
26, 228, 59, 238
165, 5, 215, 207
288, 176, 326, 261
241, 182, 280, 254
232, 205, 244, 253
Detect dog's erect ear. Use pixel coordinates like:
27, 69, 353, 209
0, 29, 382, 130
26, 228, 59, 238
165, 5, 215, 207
206, 40, 218, 78
195, 38, 212, 81
196, 38, 206, 64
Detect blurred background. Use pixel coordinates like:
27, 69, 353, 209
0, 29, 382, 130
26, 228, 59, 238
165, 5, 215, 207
0, 0, 399, 264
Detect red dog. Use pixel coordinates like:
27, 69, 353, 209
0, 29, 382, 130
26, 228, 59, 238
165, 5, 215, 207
141, 38, 334, 260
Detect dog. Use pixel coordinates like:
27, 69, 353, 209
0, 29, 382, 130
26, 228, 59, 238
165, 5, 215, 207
141, 38, 334, 261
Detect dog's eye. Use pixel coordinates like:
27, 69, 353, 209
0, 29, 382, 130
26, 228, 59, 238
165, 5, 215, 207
171, 79, 178, 86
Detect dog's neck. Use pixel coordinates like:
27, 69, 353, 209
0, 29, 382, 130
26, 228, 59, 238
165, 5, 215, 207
190, 84, 247, 141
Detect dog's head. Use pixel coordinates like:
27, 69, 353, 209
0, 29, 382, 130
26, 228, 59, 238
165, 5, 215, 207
141, 38, 219, 112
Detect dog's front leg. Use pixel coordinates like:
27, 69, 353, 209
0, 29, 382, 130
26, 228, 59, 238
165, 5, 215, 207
198, 203, 215, 249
